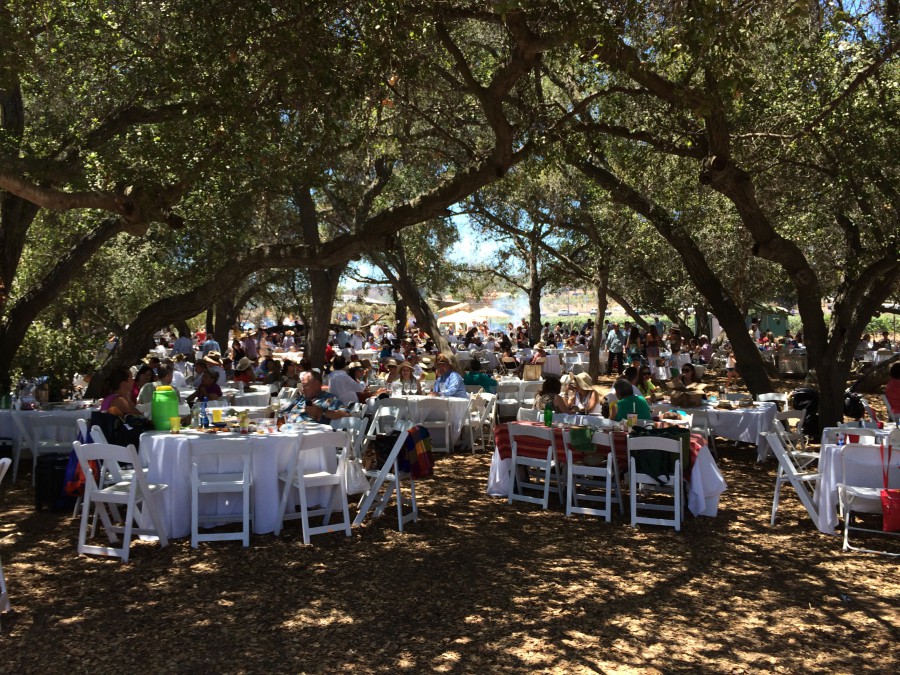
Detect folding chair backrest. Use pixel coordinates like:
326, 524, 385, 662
332, 416, 366, 458
837, 426, 878, 444
757, 393, 788, 408
509, 423, 555, 457
517, 408, 542, 422
301, 429, 351, 454
76, 418, 89, 443
90, 425, 110, 445
496, 382, 520, 399
0, 457, 10, 485
841, 443, 900, 489
73, 441, 141, 490
414, 398, 450, 424
522, 382, 543, 398
627, 436, 683, 480
881, 395, 899, 423
464, 385, 483, 396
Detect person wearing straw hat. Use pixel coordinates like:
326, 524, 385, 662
282, 329, 296, 351
419, 356, 436, 382
397, 360, 421, 395
203, 351, 227, 387
233, 356, 256, 386
568, 372, 605, 414
430, 354, 467, 398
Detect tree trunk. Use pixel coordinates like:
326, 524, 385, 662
527, 250, 542, 345
305, 266, 343, 369
388, 268, 450, 355
393, 286, 408, 338
213, 294, 235, 356
589, 265, 609, 380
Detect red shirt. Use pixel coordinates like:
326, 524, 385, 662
886, 378, 900, 413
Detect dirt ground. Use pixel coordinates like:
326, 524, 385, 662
1, 373, 898, 674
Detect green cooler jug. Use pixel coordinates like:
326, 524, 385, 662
151, 385, 180, 430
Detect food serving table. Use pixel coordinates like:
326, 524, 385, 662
487, 421, 727, 517
141, 424, 334, 539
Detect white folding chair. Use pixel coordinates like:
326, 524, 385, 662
471, 393, 497, 453
190, 442, 253, 548
366, 398, 410, 439
464, 384, 483, 396
763, 431, 820, 527
563, 430, 621, 521
516, 407, 542, 422
414, 398, 452, 453
690, 410, 718, 460
521, 382, 543, 410
73, 441, 169, 562
838, 443, 900, 556
627, 436, 684, 531
495, 382, 521, 419
276, 430, 352, 544
29, 414, 80, 485
881, 395, 899, 424
756, 392, 788, 410
332, 416, 367, 460
0, 457, 11, 613
508, 423, 562, 509
9, 413, 30, 483
354, 429, 418, 532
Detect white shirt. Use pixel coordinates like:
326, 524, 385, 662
171, 370, 187, 389
327, 369, 366, 406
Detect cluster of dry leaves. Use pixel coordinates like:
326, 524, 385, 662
0, 374, 897, 673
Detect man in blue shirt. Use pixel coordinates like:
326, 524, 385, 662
201, 334, 221, 356
430, 354, 468, 398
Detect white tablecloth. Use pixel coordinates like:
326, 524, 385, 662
365, 395, 470, 446
141, 426, 333, 538
486, 440, 726, 517
0, 407, 95, 452
233, 390, 272, 407
682, 402, 776, 455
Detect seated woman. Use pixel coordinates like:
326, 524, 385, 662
569, 372, 604, 414
263, 359, 282, 386
396, 361, 421, 395
636, 366, 658, 398
233, 357, 256, 386
464, 359, 497, 393
383, 359, 400, 383
100, 366, 143, 417
533, 376, 573, 414
676, 363, 702, 387
131, 364, 155, 401
280, 360, 300, 389
137, 364, 177, 405
186, 368, 223, 406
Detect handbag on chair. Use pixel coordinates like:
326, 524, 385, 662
880, 443, 900, 532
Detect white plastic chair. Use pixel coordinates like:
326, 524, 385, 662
414, 398, 452, 453
190, 443, 253, 548
73, 441, 169, 562
838, 443, 900, 556
29, 415, 80, 485
508, 423, 562, 510
763, 431, 820, 527
353, 429, 418, 532
464, 384, 483, 396
366, 398, 410, 439
521, 381, 543, 409
275, 430, 352, 544
756, 392, 788, 409
627, 436, 684, 531
466, 393, 496, 453
495, 382, 521, 419
563, 430, 621, 521
516, 407, 542, 422
690, 409, 718, 460
881, 395, 899, 424
0, 457, 11, 613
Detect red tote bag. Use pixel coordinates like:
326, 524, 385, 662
880, 444, 900, 532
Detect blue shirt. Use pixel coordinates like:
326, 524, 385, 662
201, 338, 221, 355
284, 390, 347, 424
434, 370, 467, 398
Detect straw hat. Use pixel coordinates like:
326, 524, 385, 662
574, 372, 604, 393
386, 358, 398, 368
203, 351, 223, 366
399, 361, 414, 373
347, 361, 364, 370
235, 356, 252, 371
534, 341, 546, 350
142, 352, 161, 364
434, 354, 451, 367
420, 356, 435, 370
285, 330, 294, 336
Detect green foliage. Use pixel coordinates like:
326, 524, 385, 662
12, 320, 104, 398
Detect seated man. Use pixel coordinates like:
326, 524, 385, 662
327, 356, 369, 405
430, 354, 468, 398
186, 368, 223, 406
611, 378, 652, 421
285, 370, 350, 424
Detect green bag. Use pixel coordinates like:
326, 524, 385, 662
629, 426, 691, 483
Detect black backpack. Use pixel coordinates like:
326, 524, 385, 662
843, 391, 865, 420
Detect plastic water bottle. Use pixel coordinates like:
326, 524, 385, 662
200, 397, 209, 428
191, 403, 201, 429
238, 381, 244, 394
837, 432, 845, 447
544, 402, 553, 427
